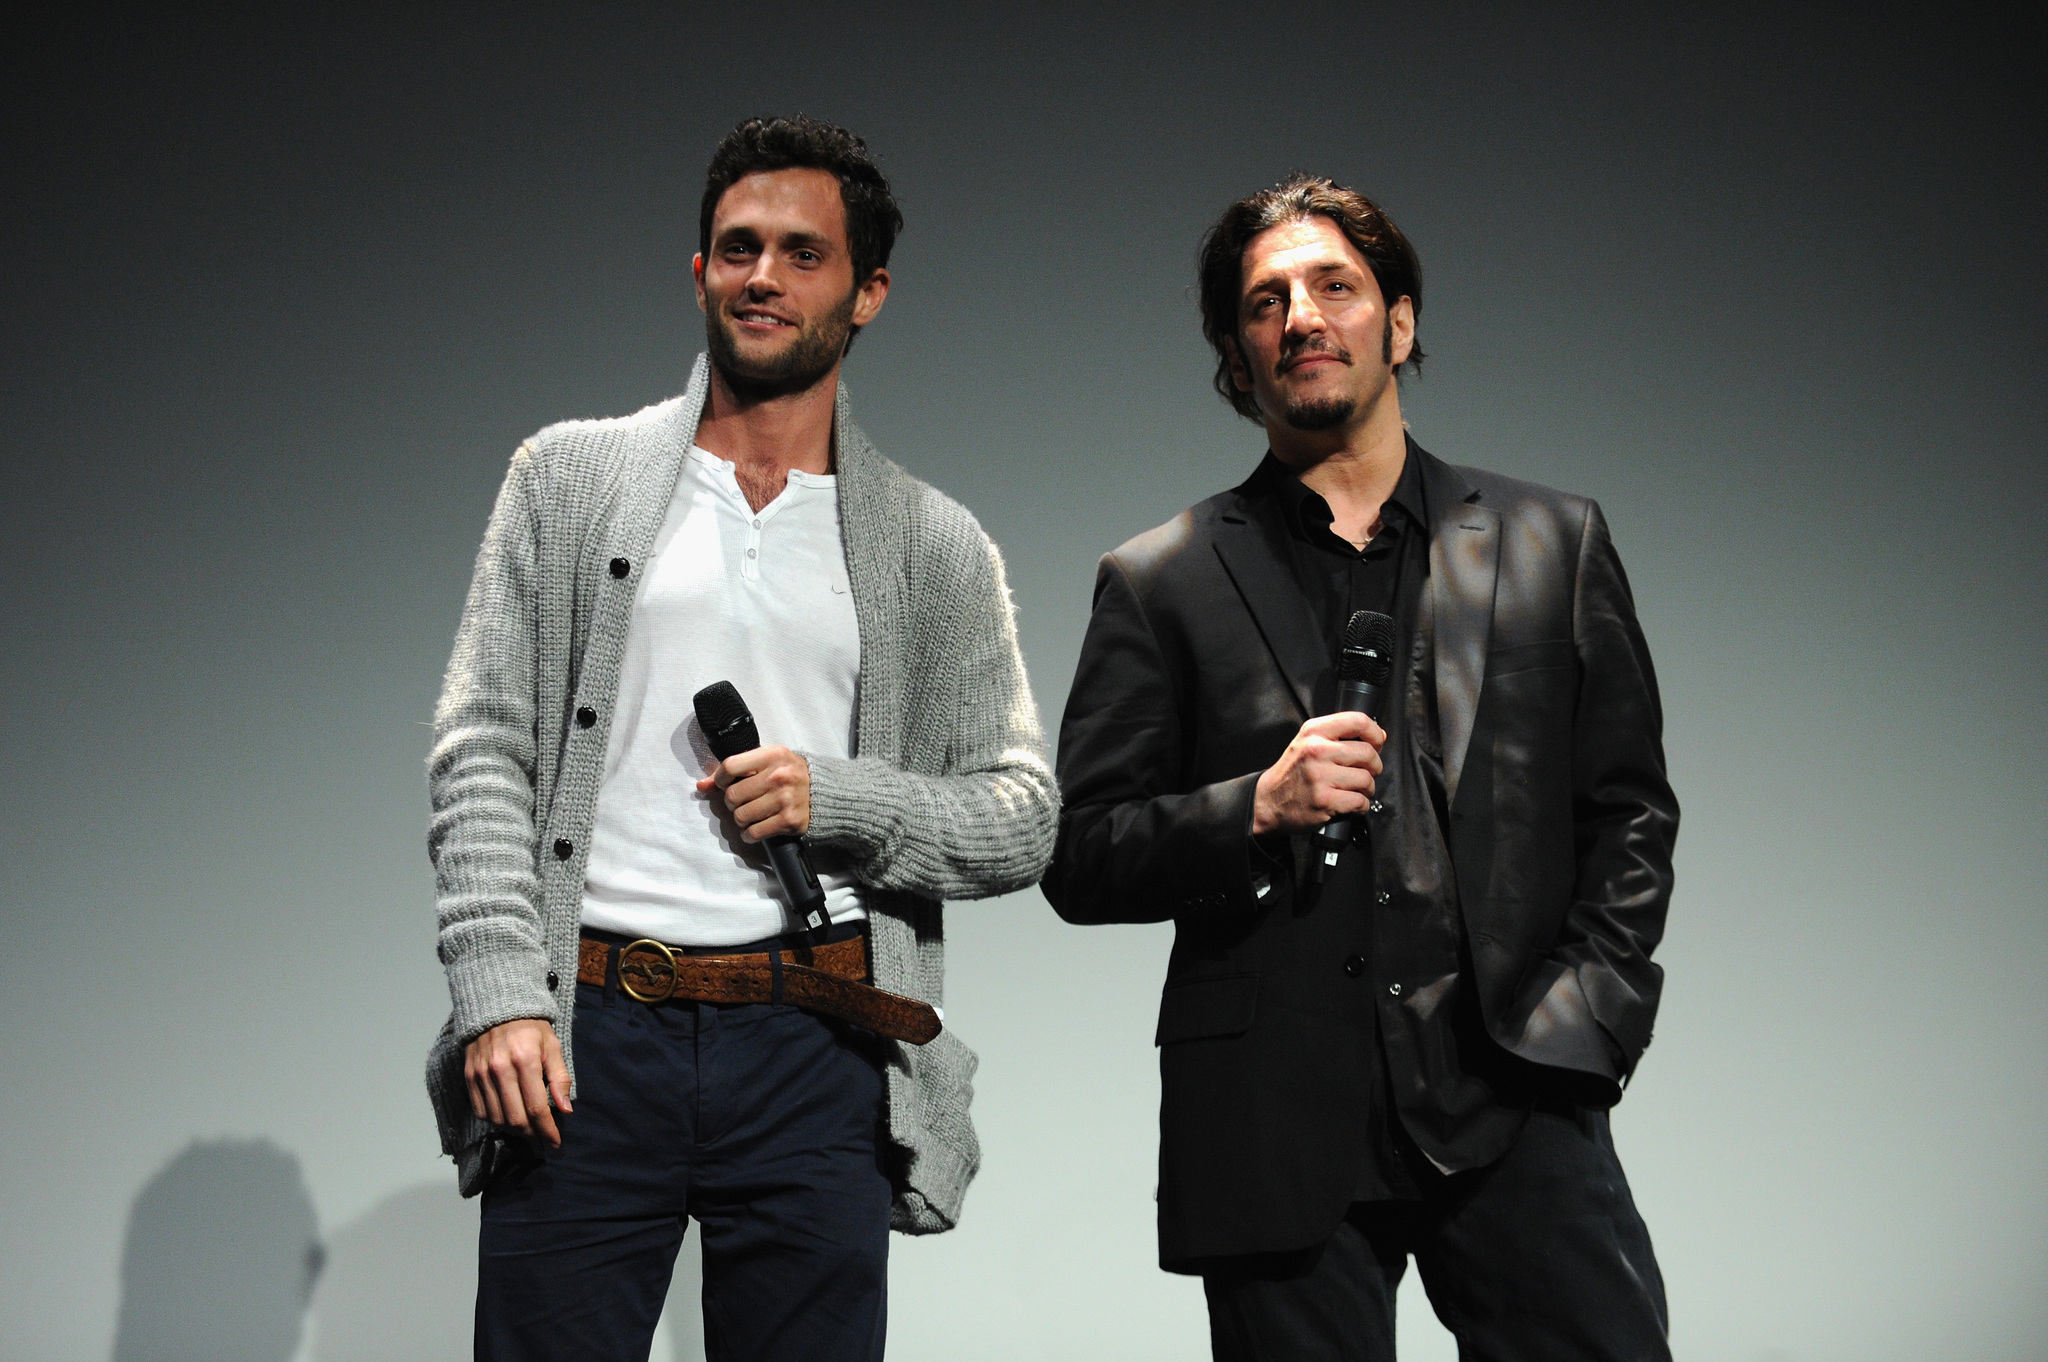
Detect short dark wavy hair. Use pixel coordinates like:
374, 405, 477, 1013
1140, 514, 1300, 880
1197, 174, 1425, 422
699, 115, 903, 288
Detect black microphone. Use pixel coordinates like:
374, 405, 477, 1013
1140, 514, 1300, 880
1308, 610, 1395, 881
692, 680, 830, 939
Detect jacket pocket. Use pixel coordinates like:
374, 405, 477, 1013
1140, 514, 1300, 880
1154, 973, 1259, 1046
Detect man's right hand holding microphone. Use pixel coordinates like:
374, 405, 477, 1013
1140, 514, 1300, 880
1250, 712, 1386, 837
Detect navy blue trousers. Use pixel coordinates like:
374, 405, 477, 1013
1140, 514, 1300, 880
1203, 1105, 1669, 1361
474, 981, 892, 1362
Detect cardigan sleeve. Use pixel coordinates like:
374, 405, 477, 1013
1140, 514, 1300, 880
426, 444, 558, 1044
803, 525, 1059, 900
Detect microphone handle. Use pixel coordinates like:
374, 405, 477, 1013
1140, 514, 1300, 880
1309, 678, 1383, 877
763, 834, 830, 935
1334, 677, 1379, 718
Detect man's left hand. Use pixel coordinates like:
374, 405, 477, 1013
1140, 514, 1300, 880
698, 745, 811, 840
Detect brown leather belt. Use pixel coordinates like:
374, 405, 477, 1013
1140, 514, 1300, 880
576, 931, 941, 1045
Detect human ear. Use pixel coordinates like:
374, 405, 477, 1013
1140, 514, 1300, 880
1225, 335, 1253, 392
851, 267, 891, 326
1387, 296, 1416, 367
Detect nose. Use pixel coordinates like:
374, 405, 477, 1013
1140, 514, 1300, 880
743, 252, 785, 297
1285, 279, 1325, 337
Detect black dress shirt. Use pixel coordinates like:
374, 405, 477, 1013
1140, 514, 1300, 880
1261, 450, 1427, 657
1248, 450, 1437, 1200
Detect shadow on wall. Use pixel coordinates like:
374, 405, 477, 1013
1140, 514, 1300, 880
306, 1181, 709, 1362
111, 1139, 323, 1362
111, 1143, 707, 1361
305, 1182, 476, 1362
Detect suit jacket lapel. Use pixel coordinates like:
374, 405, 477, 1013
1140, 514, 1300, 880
1419, 447, 1499, 807
1213, 488, 1324, 721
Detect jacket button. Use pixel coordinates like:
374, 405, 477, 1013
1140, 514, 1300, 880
576, 705, 597, 728
1370, 800, 1384, 814
1389, 982, 1403, 996
1376, 890, 1391, 904
1343, 955, 1366, 978
553, 838, 573, 860
546, 971, 559, 991
609, 557, 630, 578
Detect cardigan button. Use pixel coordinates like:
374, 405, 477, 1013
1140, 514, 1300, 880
546, 971, 559, 991
553, 838, 573, 860
609, 557, 630, 578
576, 705, 597, 728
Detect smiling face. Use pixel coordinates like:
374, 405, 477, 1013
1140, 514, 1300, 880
1227, 214, 1414, 434
693, 167, 890, 400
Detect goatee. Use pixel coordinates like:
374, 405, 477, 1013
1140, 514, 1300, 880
706, 289, 857, 401
1283, 395, 1357, 431
1274, 333, 1358, 431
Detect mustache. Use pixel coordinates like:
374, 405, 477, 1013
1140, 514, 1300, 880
1276, 336, 1354, 373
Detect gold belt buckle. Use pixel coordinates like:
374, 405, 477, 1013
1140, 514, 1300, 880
617, 938, 680, 1003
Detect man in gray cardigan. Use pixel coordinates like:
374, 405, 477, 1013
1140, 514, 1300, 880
426, 116, 1056, 1362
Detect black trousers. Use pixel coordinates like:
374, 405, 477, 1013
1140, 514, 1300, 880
1203, 1105, 1668, 1362
474, 980, 892, 1362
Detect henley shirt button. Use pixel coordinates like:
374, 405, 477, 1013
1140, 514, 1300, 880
746, 547, 757, 558
609, 557, 630, 578
546, 971, 559, 991
1376, 890, 1391, 904
576, 706, 597, 728
1389, 982, 1404, 997
553, 838, 573, 860
1343, 955, 1366, 978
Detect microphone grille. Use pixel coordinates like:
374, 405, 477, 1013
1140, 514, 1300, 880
692, 680, 759, 759
1337, 610, 1396, 685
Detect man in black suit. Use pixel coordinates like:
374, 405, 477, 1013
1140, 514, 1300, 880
1044, 175, 1677, 1360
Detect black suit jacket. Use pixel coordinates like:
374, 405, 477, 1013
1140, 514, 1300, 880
1044, 442, 1678, 1268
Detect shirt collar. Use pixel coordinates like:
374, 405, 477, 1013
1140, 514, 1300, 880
1252, 445, 1428, 549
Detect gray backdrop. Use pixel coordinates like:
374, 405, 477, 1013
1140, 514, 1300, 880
4, 5, 2042, 1360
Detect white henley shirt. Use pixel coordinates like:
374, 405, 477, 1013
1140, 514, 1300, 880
580, 445, 867, 947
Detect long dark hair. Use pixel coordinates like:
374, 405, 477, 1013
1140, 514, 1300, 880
1197, 174, 1425, 421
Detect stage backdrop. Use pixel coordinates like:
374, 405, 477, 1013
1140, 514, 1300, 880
4, 6, 2042, 1360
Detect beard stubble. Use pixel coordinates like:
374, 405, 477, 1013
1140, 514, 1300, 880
706, 285, 859, 402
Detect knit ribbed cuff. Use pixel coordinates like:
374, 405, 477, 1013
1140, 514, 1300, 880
802, 751, 904, 857
443, 945, 557, 1047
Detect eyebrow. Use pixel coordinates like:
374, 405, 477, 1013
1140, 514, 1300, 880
1244, 259, 1357, 295
715, 225, 836, 251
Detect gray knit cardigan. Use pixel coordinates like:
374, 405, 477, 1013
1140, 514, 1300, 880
424, 355, 1057, 1231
